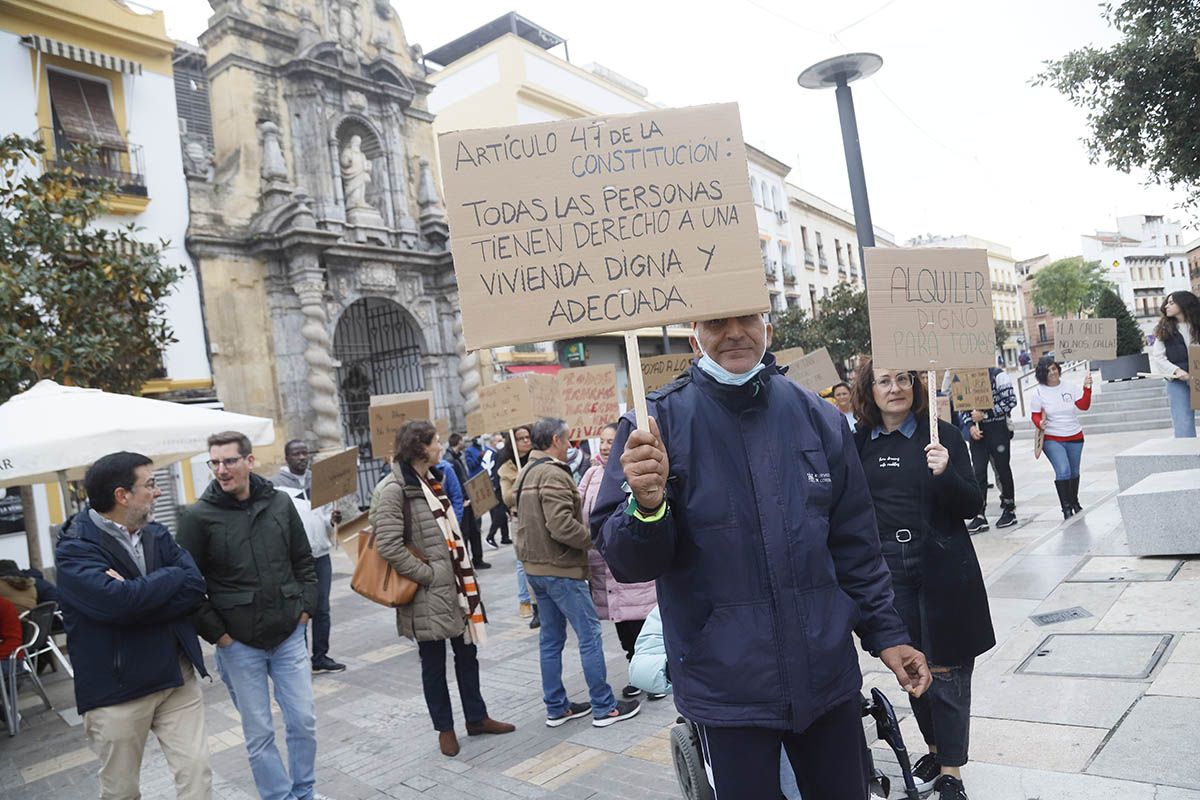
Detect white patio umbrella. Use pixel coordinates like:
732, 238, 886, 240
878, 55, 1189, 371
0, 380, 275, 495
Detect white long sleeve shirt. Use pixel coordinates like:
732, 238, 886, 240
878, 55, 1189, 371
1149, 322, 1193, 378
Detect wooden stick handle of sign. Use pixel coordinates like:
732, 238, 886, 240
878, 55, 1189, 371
509, 429, 522, 470
927, 370, 939, 445
624, 331, 649, 431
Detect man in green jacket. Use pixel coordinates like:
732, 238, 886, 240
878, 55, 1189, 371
177, 431, 319, 800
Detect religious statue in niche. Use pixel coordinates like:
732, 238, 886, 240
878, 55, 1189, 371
339, 134, 385, 227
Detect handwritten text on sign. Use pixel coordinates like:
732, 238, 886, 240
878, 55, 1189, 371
440, 104, 768, 350
950, 369, 994, 411
1190, 345, 1200, 411
369, 392, 434, 459
310, 447, 359, 508
1054, 319, 1117, 361
464, 472, 499, 518
560, 365, 620, 439
865, 248, 995, 370
782, 347, 841, 392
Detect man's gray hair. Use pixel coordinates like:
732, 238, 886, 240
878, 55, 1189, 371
530, 417, 569, 450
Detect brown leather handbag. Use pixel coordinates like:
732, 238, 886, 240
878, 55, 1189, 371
351, 493, 424, 607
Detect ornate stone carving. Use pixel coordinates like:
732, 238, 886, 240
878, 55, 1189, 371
296, 6, 321, 53
293, 279, 343, 451
359, 263, 396, 290
333, 0, 360, 62
345, 90, 368, 111
455, 314, 480, 414
258, 120, 289, 182
181, 133, 214, 180
417, 158, 448, 247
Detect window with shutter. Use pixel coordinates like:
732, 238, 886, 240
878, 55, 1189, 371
48, 71, 125, 150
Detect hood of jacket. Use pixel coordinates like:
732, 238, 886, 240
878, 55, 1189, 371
200, 472, 279, 509
273, 467, 310, 492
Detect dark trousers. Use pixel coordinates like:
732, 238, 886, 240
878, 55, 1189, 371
696, 698, 867, 800
311, 554, 332, 661
488, 505, 510, 543
882, 536, 974, 767
461, 510, 485, 565
969, 419, 1015, 514
614, 619, 645, 662
417, 636, 488, 732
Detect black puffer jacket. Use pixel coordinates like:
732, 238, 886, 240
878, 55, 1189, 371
177, 473, 317, 649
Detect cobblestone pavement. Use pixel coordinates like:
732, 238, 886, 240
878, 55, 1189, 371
2, 426, 1199, 798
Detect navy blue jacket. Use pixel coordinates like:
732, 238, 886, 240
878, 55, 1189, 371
592, 359, 909, 731
56, 512, 208, 715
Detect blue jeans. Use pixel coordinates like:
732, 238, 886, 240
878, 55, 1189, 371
515, 560, 531, 605
1167, 379, 1198, 438
311, 555, 332, 661
526, 574, 617, 719
1043, 439, 1084, 481
215, 623, 316, 800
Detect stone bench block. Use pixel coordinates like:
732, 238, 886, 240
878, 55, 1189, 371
1115, 438, 1200, 491
1117, 468, 1200, 556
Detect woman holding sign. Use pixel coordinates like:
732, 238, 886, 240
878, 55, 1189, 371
1030, 357, 1093, 518
371, 421, 515, 757
1150, 291, 1199, 438
852, 363, 994, 800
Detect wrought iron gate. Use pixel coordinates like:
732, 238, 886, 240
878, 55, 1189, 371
332, 297, 425, 507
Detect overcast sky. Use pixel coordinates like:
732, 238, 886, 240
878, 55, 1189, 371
145, 0, 1194, 259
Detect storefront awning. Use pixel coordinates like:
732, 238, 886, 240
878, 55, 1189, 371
21, 34, 143, 76
503, 365, 562, 375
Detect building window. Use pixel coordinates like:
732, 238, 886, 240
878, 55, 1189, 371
1038, 323, 1047, 343
847, 244, 855, 270
751, 177, 761, 206
771, 186, 781, 211
763, 183, 774, 211
835, 238, 845, 266
46, 70, 145, 196
816, 232, 826, 269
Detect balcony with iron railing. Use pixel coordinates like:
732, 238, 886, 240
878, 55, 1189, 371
38, 127, 147, 197
763, 257, 778, 280
804, 250, 815, 267
818, 254, 829, 273
782, 263, 797, 285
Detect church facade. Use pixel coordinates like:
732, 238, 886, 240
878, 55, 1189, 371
181, 0, 461, 502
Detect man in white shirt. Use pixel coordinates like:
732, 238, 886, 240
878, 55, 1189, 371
274, 440, 345, 673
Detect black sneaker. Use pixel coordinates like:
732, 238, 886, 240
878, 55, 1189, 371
622, 684, 643, 699
911, 753, 939, 794
473, 560, 492, 570
935, 775, 969, 800
995, 509, 1018, 528
966, 515, 989, 534
529, 606, 540, 630
592, 699, 641, 727
646, 692, 668, 701
486, 538, 499, 549
312, 656, 346, 674
546, 701, 592, 728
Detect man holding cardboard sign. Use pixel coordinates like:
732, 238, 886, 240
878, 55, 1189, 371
592, 313, 931, 799
950, 369, 1019, 533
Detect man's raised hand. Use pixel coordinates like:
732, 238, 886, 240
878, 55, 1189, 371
620, 416, 670, 512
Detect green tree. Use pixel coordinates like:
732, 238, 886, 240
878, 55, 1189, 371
1031, 257, 1111, 318
1036, 1, 1200, 211
1094, 287, 1146, 356
994, 319, 1010, 352
0, 135, 183, 401
772, 283, 871, 374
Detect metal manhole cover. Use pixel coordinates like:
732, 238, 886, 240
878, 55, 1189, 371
1017, 633, 1173, 679
1065, 556, 1183, 583
1029, 606, 1093, 626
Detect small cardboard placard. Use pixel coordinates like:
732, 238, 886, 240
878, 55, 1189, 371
369, 392, 434, 459
310, 446, 359, 508
640, 353, 695, 394
479, 380, 535, 433
439, 103, 769, 350
864, 248, 995, 370
466, 410, 487, 438
936, 395, 952, 423
1190, 345, 1200, 411
949, 369, 993, 411
1034, 426, 1045, 459
771, 347, 805, 366
435, 417, 451, 442
334, 511, 371, 565
1054, 319, 1117, 361
560, 364, 620, 439
464, 471, 499, 518
782, 347, 841, 392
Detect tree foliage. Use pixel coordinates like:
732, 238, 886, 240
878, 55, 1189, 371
772, 283, 871, 374
1094, 287, 1146, 356
1036, 0, 1200, 211
0, 135, 183, 402
994, 319, 1009, 352
1031, 257, 1112, 318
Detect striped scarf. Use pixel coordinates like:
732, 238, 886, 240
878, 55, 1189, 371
418, 473, 488, 646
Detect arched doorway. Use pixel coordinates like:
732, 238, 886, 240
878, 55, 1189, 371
333, 297, 425, 505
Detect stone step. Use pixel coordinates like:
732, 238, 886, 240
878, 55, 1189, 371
1117, 468, 1200, 555
1115, 438, 1200, 491
1013, 418, 1174, 440
1013, 407, 1174, 429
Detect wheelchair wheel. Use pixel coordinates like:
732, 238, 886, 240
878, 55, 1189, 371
670, 723, 714, 800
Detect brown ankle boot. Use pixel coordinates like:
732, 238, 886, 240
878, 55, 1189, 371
438, 730, 460, 756
466, 717, 516, 736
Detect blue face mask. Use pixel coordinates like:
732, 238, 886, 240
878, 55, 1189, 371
695, 340, 767, 386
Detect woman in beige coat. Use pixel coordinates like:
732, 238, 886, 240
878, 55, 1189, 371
372, 420, 514, 757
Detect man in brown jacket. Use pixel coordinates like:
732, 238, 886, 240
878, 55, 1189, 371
515, 418, 641, 729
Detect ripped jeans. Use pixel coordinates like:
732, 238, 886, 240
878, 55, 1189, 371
881, 530, 975, 767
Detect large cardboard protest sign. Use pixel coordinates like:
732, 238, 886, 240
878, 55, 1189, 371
466, 410, 487, 438
334, 511, 371, 565
560, 365, 620, 439
782, 348, 841, 392
864, 248, 995, 370
479, 380, 535, 432
772, 347, 805, 366
949, 369, 994, 411
369, 392, 434, 459
464, 471, 499, 518
310, 446, 359, 508
440, 103, 769, 350
525, 373, 566, 419
640, 353, 695, 394
1054, 319, 1117, 361
1190, 345, 1200, 411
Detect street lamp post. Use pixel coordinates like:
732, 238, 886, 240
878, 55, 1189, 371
798, 53, 883, 277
